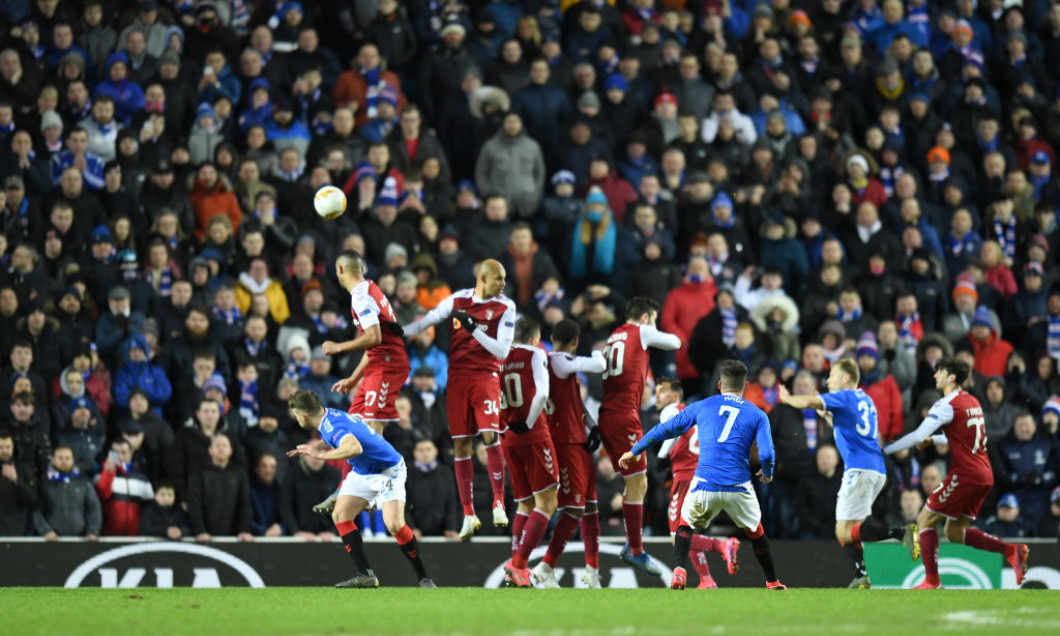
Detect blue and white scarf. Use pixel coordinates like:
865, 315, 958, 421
47, 467, 81, 483
212, 305, 242, 325
803, 410, 818, 454
145, 267, 173, 297
721, 307, 737, 348
239, 379, 259, 428
993, 215, 1017, 261
244, 337, 265, 357
837, 306, 862, 323
1048, 315, 1060, 360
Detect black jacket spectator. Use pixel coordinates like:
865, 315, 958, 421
280, 457, 341, 536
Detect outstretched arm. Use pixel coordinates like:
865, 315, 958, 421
883, 401, 953, 454
640, 324, 682, 351
629, 407, 696, 457
403, 295, 455, 337
777, 384, 826, 410
288, 435, 361, 461
550, 351, 606, 379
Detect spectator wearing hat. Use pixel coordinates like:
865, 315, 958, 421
92, 51, 145, 126
410, 253, 452, 311
615, 132, 659, 193
333, 43, 406, 130
1039, 484, 1060, 538
999, 411, 1059, 527
981, 493, 1036, 538
944, 274, 1002, 345
54, 392, 105, 472
434, 224, 475, 292
1003, 262, 1048, 339
264, 93, 311, 158
188, 102, 224, 165
140, 159, 195, 236
512, 57, 573, 169
568, 188, 617, 290
362, 177, 418, 266
474, 111, 545, 218
967, 305, 1014, 377
112, 332, 172, 415
852, 332, 904, 442
52, 285, 93, 350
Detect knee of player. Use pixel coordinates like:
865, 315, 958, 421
331, 509, 354, 525
385, 519, 406, 535
834, 525, 849, 544
564, 506, 585, 519
516, 499, 534, 515
537, 491, 558, 515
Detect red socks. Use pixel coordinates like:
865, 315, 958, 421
622, 501, 644, 555
393, 524, 414, 545
454, 456, 474, 516
485, 442, 506, 506
963, 527, 1013, 556
920, 527, 940, 584
513, 509, 550, 569
581, 511, 600, 568
691, 535, 726, 553
850, 523, 862, 546
543, 512, 580, 567
691, 549, 712, 580
511, 511, 529, 558
335, 519, 357, 535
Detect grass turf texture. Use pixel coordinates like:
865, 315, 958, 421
3, 588, 1059, 636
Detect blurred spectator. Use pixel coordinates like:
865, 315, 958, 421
1039, 487, 1060, 539
0, 430, 38, 535
112, 333, 172, 412
474, 111, 545, 218
661, 256, 716, 385
981, 493, 1035, 539
186, 434, 253, 542
999, 412, 1058, 527
280, 454, 340, 542
405, 438, 460, 538
250, 453, 283, 537
795, 445, 842, 540
138, 481, 190, 540
32, 445, 101, 541
95, 437, 153, 536
898, 489, 923, 525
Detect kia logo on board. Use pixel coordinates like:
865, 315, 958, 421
483, 542, 672, 588
64, 543, 265, 588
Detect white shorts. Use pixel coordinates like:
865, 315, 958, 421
338, 460, 407, 507
680, 480, 761, 531
835, 468, 887, 521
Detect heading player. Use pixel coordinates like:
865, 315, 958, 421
600, 297, 681, 575
402, 260, 516, 539
884, 359, 1029, 589
620, 360, 785, 590
286, 390, 435, 589
325, 250, 410, 432
655, 377, 739, 589
498, 318, 559, 587
533, 319, 607, 589
778, 358, 916, 588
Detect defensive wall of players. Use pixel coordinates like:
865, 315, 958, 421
1, 538, 1051, 589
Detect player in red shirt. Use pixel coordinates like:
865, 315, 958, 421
600, 297, 682, 575
884, 359, 1030, 588
498, 317, 558, 587
325, 251, 410, 432
403, 260, 517, 539
654, 377, 739, 589
531, 319, 607, 589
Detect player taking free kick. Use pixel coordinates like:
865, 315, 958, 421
532, 319, 607, 589
402, 260, 517, 539
498, 318, 559, 587
601, 297, 681, 576
287, 390, 435, 589
620, 360, 784, 590
884, 359, 1029, 589
777, 358, 917, 588
654, 377, 740, 588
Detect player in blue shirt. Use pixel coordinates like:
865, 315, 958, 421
287, 390, 436, 589
778, 358, 917, 588
620, 360, 786, 590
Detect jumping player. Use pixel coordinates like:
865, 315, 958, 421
620, 360, 785, 590
600, 297, 681, 575
325, 250, 410, 432
654, 377, 739, 588
532, 319, 607, 589
402, 260, 516, 539
778, 358, 916, 588
884, 359, 1029, 589
286, 390, 435, 589
498, 318, 558, 587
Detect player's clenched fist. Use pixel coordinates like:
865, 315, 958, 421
618, 451, 639, 469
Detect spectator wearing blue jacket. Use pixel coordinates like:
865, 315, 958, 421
407, 330, 449, 391
113, 333, 172, 414
868, 0, 928, 55
616, 132, 659, 191
250, 453, 284, 537
999, 413, 1059, 527
45, 21, 91, 72
897, 197, 945, 260
50, 127, 105, 191
196, 49, 241, 108
237, 78, 272, 134
512, 58, 574, 165
94, 52, 145, 126
264, 94, 311, 158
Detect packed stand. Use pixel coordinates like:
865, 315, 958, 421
0, 0, 1059, 542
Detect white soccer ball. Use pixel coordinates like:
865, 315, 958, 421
314, 185, 347, 220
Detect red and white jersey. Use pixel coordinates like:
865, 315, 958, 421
350, 279, 409, 368
548, 350, 607, 445
601, 323, 682, 414
403, 288, 516, 374
500, 344, 552, 446
657, 403, 697, 480
927, 389, 993, 482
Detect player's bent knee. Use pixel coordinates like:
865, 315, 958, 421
944, 522, 965, 544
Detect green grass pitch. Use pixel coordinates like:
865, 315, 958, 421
3, 588, 1060, 636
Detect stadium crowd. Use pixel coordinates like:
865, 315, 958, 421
1, 0, 1060, 544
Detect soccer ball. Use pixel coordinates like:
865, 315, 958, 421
314, 185, 347, 220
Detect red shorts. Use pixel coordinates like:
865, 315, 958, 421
599, 408, 646, 476
504, 440, 560, 501
348, 365, 407, 422
446, 372, 501, 438
668, 477, 694, 534
926, 472, 992, 521
556, 442, 597, 509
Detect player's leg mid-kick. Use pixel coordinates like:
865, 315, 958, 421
914, 505, 1028, 590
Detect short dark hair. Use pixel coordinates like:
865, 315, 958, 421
551, 319, 581, 345
656, 376, 683, 398
625, 296, 660, 321
718, 360, 748, 391
514, 316, 540, 344
936, 358, 971, 386
288, 389, 325, 415
11, 391, 34, 407
336, 250, 365, 276
154, 481, 176, 493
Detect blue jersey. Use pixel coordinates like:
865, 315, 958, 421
318, 408, 402, 475
820, 389, 886, 474
632, 394, 774, 492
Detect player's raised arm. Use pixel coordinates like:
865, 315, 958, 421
525, 349, 551, 430
776, 384, 825, 410
467, 303, 516, 360
403, 294, 455, 337
625, 404, 697, 462
883, 401, 953, 454
639, 324, 682, 351
550, 350, 606, 378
